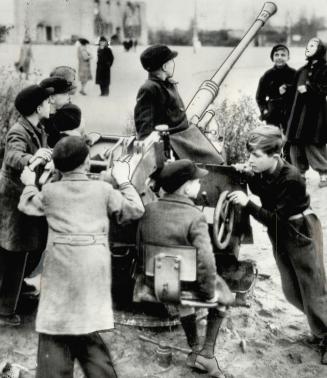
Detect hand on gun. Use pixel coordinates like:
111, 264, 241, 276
29, 148, 52, 171
99, 160, 130, 186
111, 160, 130, 186
232, 163, 253, 174
228, 190, 250, 207
20, 166, 36, 186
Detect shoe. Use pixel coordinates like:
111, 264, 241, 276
79, 90, 86, 96
1, 362, 26, 378
320, 337, 327, 365
186, 353, 225, 377
0, 314, 21, 327
306, 335, 323, 345
21, 282, 39, 297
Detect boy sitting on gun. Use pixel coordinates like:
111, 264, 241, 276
229, 125, 327, 364
18, 136, 144, 378
138, 159, 234, 378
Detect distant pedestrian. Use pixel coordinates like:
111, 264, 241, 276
15, 36, 33, 80
286, 38, 327, 187
96, 36, 114, 96
77, 38, 92, 96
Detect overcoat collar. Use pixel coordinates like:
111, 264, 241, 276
160, 193, 195, 206
19, 116, 47, 148
148, 73, 178, 85
60, 171, 89, 181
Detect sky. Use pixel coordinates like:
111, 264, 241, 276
1, 0, 327, 31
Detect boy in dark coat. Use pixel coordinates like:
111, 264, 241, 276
0, 85, 53, 326
138, 159, 234, 378
286, 38, 327, 187
229, 125, 327, 364
96, 36, 114, 96
134, 44, 189, 140
256, 44, 296, 132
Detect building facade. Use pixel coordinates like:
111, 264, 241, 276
7, 0, 147, 44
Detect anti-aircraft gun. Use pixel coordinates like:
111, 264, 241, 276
84, 2, 278, 325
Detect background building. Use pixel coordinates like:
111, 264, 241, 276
4, 0, 147, 44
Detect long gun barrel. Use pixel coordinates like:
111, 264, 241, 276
186, 2, 277, 126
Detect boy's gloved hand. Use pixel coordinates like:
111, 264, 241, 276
111, 161, 130, 186
228, 190, 249, 207
279, 84, 287, 95
20, 166, 36, 186
30, 148, 52, 163
297, 85, 307, 94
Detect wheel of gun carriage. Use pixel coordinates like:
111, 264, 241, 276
213, 190, 235, 250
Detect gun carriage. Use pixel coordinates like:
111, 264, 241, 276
38, 3, 277, 326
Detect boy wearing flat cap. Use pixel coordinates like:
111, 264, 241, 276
229, 125, 327, 365
50, 65, 78, 95
40, 77, 86, 147
138, 159, 234, 378
256, 44, 296, 134
0, 85, 53, 326
134, 44, 189, 140
18, 136, 144, 378
40, 76, 73, 113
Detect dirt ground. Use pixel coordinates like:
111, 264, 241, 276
0, 169, 326, 378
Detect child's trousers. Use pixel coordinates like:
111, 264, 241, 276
269, 213, 327, 338
36, 332, 117, 378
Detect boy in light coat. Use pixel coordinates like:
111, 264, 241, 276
19, 136, 144, 378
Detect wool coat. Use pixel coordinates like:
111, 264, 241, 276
95, 47, 114, 87
256, 64, 296, 131
0, 117, 48, 252
138, 193, 218, 300
286, 59, 327, 144
18, 174, 144, 335
134, 74, 189, 140
16, 43, 33, 74
77, 45, 92, 84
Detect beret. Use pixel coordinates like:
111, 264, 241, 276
52, 104, 82, 132
158, 159, 208, 193
270, 44, 289, 61
50, 66, 77, 93
15, 85, 53, 116
140, 44, 178, 72
40, 76, 73, 94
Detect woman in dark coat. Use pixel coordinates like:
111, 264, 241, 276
95, 36, 114, 96
286, 38, 327, 187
